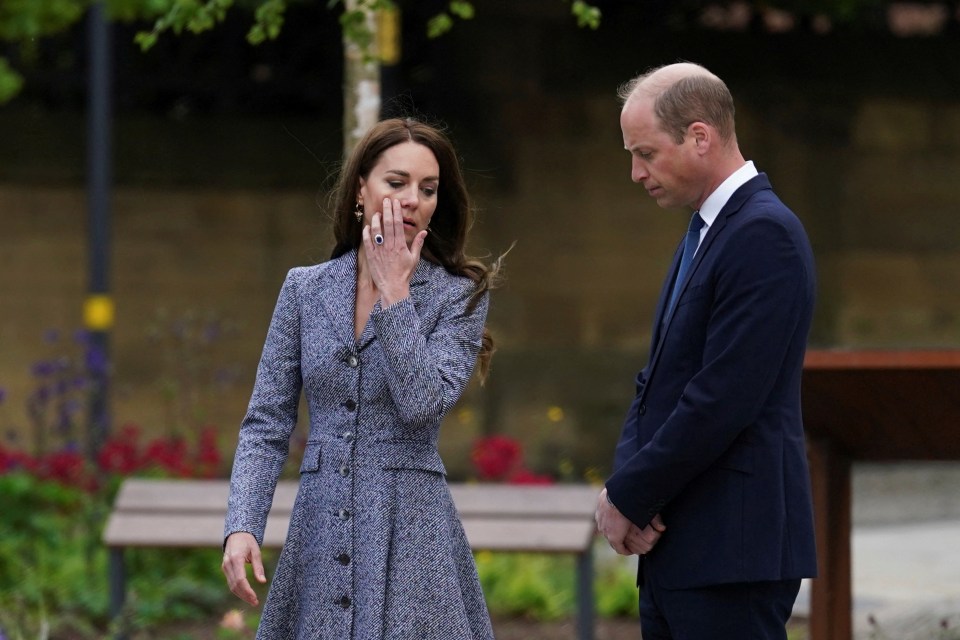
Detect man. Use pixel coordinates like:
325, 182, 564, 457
595, 62, 818, 639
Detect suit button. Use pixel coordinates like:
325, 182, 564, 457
344, 399, 356, 411
337, 509, 351, 521
638, 404, 646, 416
346, 355, 358, 368
342, 431, 354, 442
336, 553, 351, 565
338, 596, 351, 609
338, 466, 350, 477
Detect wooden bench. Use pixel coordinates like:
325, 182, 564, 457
103, 478, 600, 639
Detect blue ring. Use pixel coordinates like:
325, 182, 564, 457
374, 234, 384, 245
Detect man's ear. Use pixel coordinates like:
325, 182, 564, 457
689, 122, 710, 154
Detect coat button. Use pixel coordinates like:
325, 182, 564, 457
336, 553, 351, 565
338, 595, 351, 609
338, 466, 350, 477
638, 404, 646, 416
346, 355, 358, 368
344, 399, 356, 411
337, 509, 351, 521
342, 431, 354, 442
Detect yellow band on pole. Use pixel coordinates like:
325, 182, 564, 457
84, 294, 115, 331
378, 7, 401, 65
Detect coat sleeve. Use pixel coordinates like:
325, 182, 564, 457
371, 277, 489, 428
224, 268, 304, 545
606, 216, 813, 528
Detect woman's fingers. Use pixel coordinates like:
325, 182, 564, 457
380, 198, 404, 249
222, 533, 266, 606
370, 210, 384, 247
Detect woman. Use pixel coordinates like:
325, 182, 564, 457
221, 118, 497, 639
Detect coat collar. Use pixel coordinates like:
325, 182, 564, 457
316, 249, 438, 350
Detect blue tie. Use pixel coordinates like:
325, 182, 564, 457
668, 211, 704, 313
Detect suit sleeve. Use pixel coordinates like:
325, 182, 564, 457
612, 369, 646, 472
606, 216, 812, 528
372, 278, 488, 428
224, 268, 303, 545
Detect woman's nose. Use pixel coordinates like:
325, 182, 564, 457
398, 189, 418, 208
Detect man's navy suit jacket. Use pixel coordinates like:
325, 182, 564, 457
606, 173, 819, 590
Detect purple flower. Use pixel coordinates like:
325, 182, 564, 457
43, 328, 61, 344
31, 360, 56, 377
203, 321, 222, 343
0, 387, 6, 405
85, 346, 109, 377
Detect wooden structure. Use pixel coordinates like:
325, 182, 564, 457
802, 349, 960, 640
103, 479, 599, 639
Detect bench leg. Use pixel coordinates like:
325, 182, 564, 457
576, 547, 594, 640
109, 547, 127, 640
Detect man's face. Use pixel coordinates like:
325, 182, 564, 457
620, 96, 701, 211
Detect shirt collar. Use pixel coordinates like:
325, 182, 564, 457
696, 160, 758, 229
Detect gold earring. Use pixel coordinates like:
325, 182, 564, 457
354, 199, 364, 222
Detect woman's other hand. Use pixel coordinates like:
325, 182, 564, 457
222, 531, 267, 606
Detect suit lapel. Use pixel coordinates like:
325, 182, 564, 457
651, 243, 684, 346
639, 174, 773, 406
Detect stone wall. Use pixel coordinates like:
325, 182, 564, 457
3, 15, 960, 478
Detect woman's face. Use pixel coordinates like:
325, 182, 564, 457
358, 141, 440, 246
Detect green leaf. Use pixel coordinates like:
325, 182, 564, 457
134, 30, 160, 51
449, 1, 474, 20
0, 57, 25, 104
571, 0, 601, 30
247, 0, 285, 45
426, 12, 453, 39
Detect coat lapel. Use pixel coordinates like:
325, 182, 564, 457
317, 250, 359, 350
355, 257, 435, 351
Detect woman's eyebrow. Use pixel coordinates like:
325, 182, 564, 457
385, 169, 439, 181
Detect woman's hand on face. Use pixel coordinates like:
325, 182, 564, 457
222, 532, 267, 606
362, 197, 428, 307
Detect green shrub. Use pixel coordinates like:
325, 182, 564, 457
0, 472, 268, 638
475, 541, 639, 620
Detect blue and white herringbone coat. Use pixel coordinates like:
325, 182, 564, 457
224, 249, 494, 640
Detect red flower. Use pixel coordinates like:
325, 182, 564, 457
192, 427, 222, 478
509, 468, 555, 485
144, 436, 190, 476
36, 449, 97, 491
0, 445, 37, 473
97, 423, 143, 475
470, 435, 523, 481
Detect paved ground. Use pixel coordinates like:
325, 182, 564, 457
795, 462, 960, 639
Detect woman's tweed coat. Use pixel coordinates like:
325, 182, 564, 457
224, 249, 494, 640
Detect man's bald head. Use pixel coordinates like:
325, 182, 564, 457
619, 62, 737, 146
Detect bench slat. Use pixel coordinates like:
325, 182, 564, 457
450, 485, 598, 517
103, 512, 595, 553
112, 479, 599, 518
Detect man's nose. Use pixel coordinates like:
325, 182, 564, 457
631, 158, 648, 183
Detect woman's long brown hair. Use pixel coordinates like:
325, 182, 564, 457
329, 118, 499, 381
